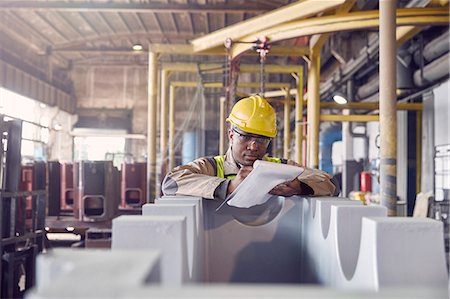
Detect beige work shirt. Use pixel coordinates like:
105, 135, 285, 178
162, 149, 339, 200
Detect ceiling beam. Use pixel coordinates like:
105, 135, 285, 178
228, 7, 449, 58
0, 1, 271, 13
149, 44, 309, 57
190, 0, 345, 52
52, 32, 195, 51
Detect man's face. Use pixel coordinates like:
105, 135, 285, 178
228, 127, 271, 166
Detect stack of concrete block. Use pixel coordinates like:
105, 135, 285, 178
25, 248, 161, 299
26, 194, 450, 298
299, 197, 449, 291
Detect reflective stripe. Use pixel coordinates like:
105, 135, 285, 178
213, 155, 225, 178
213, 155, 282, 180
265, 157, 282, 163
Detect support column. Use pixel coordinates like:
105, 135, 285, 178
219, 96, 227, 155
295, 69, 304, 165
147, 51, 157, 202
160, 70, 170, 173
379, 0, 397, 216
168, 85, 176, 170
343, 80, 355, 197
284, 88, 291, 159
307, 51, 321, 168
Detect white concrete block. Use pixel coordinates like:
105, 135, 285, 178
303, 198, 362, 278
112, 215, 189, 286
323, 205, 387, 286
155, 196, 206, 281
345, 217, 449, 290
142, 203, 201, 282
27, 248, 160, 298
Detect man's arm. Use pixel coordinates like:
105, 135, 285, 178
161, 157, 227, 199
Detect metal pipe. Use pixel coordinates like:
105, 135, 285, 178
379, 0, 398, 216
219, 96, 226, 156
168, 85, 176, 170
147, 51, 158, 203
307, 52, 321, 168
284, 88, 291, 159
295, 69, 304, 164
413, 51, 450, 87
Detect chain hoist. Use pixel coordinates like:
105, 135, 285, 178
252, 36, 271, 96
224, 36, 271, 99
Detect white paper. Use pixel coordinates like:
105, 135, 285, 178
226, 160, 303, 208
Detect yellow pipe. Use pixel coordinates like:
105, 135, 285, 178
147, 51, 157, 202
171, 81, 289, 89
160, 69, 170, 172
219, 96, 227, 155
320, 114, 380, 122
283, 88, 291, 159
307, 51, 321, 168
320, 102, 423, 110
416, 110, 422, 194
295, 68, 304, 165
168, 85, 176, 170
229, 8, 449, 58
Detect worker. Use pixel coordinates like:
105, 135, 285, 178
162, 95, 340, 200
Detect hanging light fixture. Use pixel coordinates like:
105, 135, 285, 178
132, 44, 143, 52
332, 92, 347, 104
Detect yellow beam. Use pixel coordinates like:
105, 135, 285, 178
229, 8, 449, 58
320, 102, 423, 110
171, 81, 289, 89
149, 43, 309, 57
161, 63, 301, 74
190, 0, 345, 52
320, 114, 380, 122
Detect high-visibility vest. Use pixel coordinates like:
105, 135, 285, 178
212, 155, 285, 179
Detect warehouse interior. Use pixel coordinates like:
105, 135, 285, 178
0, 0, 449, 298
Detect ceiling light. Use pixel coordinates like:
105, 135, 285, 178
132, 44, 143, 51
332, 93, 347, 104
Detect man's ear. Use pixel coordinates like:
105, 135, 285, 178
227, 128, 233, 142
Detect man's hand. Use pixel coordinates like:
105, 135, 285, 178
227, 166, 253, 195
269, 178, 303, 197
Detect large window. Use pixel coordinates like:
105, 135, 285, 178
73, 128, 127, 167
0, 88, 49, 160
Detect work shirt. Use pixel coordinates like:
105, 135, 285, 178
162, 149, 339, 200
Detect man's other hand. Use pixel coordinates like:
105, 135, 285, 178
269, 178, 303, 197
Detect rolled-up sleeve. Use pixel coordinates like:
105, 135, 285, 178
161, 158, 227, 199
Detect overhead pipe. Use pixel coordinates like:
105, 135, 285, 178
413, 51, 450, 87
413, 29, 449, 64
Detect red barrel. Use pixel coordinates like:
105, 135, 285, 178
360, 171, 372, 192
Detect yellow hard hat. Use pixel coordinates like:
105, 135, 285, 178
226, 95, 277, 138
